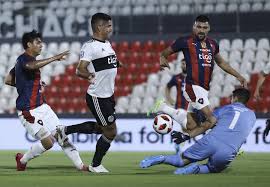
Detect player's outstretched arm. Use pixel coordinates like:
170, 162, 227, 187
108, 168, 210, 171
160, 47, 174, 70
254, 72, 267, 99
4, 67, 16, 87
24, 50, 69, 70
187, 122, 213, 138
76, 60, 95, 83
215, 53, 247, 87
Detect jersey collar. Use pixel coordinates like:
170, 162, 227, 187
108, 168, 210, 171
92, 37, 106, 43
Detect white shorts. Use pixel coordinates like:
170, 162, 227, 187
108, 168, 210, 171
183, 84, 210, 112
18, 104, 61, 140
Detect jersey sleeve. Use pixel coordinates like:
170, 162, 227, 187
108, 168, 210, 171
19, 57, 33, 70
80, 43, 93, 62
167, 75, 177, 88
171, 37, 186, 53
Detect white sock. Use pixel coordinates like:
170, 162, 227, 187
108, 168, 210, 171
61, 140, 84, 170
20, 142, 47, 164
160, 103, 187, 129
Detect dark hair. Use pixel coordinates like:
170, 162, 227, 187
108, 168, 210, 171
22, 30, 42, 49
91, 12, 111, 32
195, 15, 210, 23
232, 88, 250, 104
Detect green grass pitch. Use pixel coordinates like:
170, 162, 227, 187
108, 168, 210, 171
0, 151, 269, 187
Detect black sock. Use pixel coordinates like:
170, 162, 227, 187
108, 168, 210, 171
66, 121, 98, 135
92, 135, 111, 167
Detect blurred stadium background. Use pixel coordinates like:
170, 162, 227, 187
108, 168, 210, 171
0, 0, 270, 115
0, 0, 270, 186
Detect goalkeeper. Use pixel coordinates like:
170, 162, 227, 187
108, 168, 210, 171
140, 88, 256, 174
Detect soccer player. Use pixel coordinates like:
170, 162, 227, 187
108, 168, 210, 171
4, 30, 88, 171
164, 58, 189, 152
165, 58, 187, 109
57, 13, 120, 173
140, 88, 256, 175
254, 63, 270, 137
158, 15, 247, 133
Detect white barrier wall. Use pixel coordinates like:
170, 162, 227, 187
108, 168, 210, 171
0, 118, 269, 152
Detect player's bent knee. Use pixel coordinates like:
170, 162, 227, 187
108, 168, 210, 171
40, 136, 54, 150
102, 125, 117, 140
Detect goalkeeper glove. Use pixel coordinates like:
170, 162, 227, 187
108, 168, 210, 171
171, 131, 190, 144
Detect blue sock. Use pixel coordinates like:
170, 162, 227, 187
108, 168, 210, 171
198, 164, 210, 174
164, 154, 184, 167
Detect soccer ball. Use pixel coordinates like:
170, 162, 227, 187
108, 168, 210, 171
153, 114, 173, 134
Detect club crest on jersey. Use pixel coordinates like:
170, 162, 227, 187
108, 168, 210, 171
108, 115, 114, 122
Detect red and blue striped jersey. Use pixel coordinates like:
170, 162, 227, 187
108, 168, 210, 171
171, 35, 219, 90
14, 53, 45, 111
167, 73, 188, 110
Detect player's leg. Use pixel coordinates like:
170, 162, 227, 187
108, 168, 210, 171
199, 105, 217, 128
57, 137, 88, 171
16, 109, 53, 171
174, 138, 235, 175
172, 134, 215, 174
44, 104, 87, 171
86, 94, 117, 172
57, 121, 102, 145
174, 163, 210, 175
90, 122, 117, 172
205, 146, 237, 173
140, 134, 216, 169
184, 85, 215, 130
186, 112, 200, 130
148, 99, 188, 130
17, 132, 53, 171
66, 121, 102, 134
140, 153, 188, 168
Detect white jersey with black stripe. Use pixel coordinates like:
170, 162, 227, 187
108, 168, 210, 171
80, 38, 117, 98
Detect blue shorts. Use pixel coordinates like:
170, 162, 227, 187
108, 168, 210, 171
183, 134, 237, 173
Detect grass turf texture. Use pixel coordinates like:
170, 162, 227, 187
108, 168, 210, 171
0, 151, 269, 187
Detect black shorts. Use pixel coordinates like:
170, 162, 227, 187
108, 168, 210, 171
86, 93, 116, 126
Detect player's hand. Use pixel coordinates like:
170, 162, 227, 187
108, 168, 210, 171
117, 61, 123, 68
171, 131, 190, 144
263, 119, 270, 137
254, 89, 261, 100
88, 73, 95, 84
160, 56, 170, 70
54, 50, 70, 61
237, 76, 248, 88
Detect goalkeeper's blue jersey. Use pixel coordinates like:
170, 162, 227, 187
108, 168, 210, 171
209, 102, 256, 151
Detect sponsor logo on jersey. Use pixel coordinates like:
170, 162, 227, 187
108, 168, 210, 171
108, 55, 117, 65
199, 53, 212, 64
